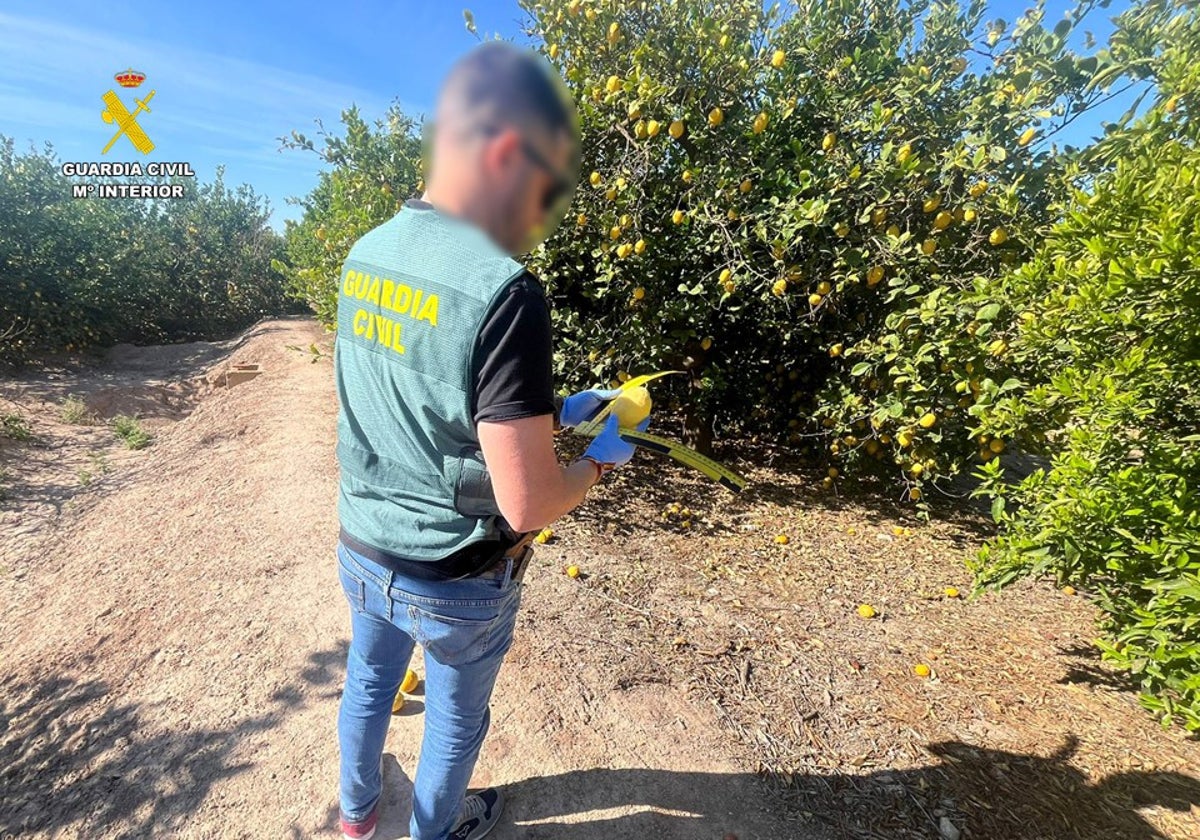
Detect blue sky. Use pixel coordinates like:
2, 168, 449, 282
0, 1, 1141, 232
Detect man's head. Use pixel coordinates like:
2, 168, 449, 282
422, 42, 580, 255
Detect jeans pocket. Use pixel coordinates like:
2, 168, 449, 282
407, 604, 499, 666
337, 551, 367, 615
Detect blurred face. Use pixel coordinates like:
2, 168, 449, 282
481, 125, 574, 255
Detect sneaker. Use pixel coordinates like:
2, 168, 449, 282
339, 802, 378, 840
448, 788, 505, 840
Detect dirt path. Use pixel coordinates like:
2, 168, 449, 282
0, 317, 801, 840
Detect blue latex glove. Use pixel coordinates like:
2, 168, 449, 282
559, 387, 621, 428
583, 413, 651, 469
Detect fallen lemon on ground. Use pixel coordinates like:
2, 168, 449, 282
566, 565, 580, 578
944, 587, 960, 599
534, 528, 553, 544
774, 534, 789, 545
391, 692, 406, 713
913, 663, 931, 678
611, 386, 652, 426
401, 668, 420, 694
1063, 585, 1077, 596
857, 604, 877, 619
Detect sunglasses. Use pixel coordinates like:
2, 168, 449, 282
478, 123, 572, 212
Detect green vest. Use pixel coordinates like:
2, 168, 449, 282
334, 203, 525, 560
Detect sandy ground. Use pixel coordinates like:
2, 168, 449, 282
2, 316, 1198, 840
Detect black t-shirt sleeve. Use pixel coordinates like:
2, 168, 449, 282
471, 271, 556, 425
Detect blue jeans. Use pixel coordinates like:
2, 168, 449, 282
336, 538, 524, 840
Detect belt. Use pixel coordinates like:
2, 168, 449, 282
338, 525, 535, 583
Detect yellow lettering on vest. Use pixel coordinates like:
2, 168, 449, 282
354, 272, 368, 300
410, 289, 424, 320
417, 293, 439, 327
367, 277, 381, 306
353, 308, 367, 336
391, 284, 412, 315
343, 269, 356, 297
381, 279, 395, 310
390, 321, 405, 354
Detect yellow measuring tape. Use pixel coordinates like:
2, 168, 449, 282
572, 371, 748, 493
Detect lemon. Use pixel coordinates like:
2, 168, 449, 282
897, 144, 913, 164
548, 43, 559, 60
752, 112, 769, 134
740, 178, 753, 194
828, 467, 839, 478
772, 279, 788, 296
607, 22, 620, 43
400, 668, 420, 694
989, 438, 1005, 453
867, 266, 884, 286
610, 226, 621, 240
647, 119, 661, 137
708, 107, 724, 127
634, 120, 648, 140
897, 431, 913, 448
723, 280, 736, 294
923, 195, 942, 213
857, 604, 877, 619
605, 74, 621, 94
913, 663, 931, 678
633, 286, 645, 300
719, 268, 732, 283
611, 385, 652, 426
886, 224, 900, 238
829, 343, 843, 358
627, 102, 642, 120
701, 337, 713, 351
943, 587, 960, 599
634, 239, 646, 255
771, 49, 786, 68
822, 132, 836, 151
672, 209, 686, 225
921, 239, 937, 256
808, 293, 823, 307
1018, 127, 1036, 147
933, 211, 952, 231
391, 691, 406, 714
774, 534, 789, 544
567, 564, 580, 578
817, 280, 832, 295
835, 223, 850, 237
919, 413, 937, 429
589, 171, 601, 187
681, 169, 693, 183
605, 188, 617, 201
1062, 585, 1077, 596
822, 476, 834, 489
576, 213, 587, 227
617, 243, 632, 258
969, 181, 988, 198
670, 120, 685, 139
963, 208, 977, 223
989, 227, 1008, 245
909, 487, 922, 501
871, 207, 888, 226
616, 176, 627, 189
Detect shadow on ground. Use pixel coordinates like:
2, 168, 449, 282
362, 735, 1198, 840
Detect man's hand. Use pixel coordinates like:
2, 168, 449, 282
582, 413, 651, 471
558, 387, 620, 428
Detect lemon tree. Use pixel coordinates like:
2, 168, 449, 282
521, 0, 1115, 471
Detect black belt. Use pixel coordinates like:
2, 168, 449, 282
339, 525, 534, 582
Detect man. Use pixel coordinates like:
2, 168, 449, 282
333, 42, 650, 840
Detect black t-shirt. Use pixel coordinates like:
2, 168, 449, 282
471, 270, 556, 425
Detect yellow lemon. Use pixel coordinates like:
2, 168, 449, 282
886, 223, 900, 238
619, 213, 631, 227
923, 195, 942, 213
566, 564, 580, 578
1062, 585, 1077, 596
897, 144, 913, 164
1018, 127, 1036, 147
919, 412, 937, 429
989, 438, 1005, 453
608, 21, 621, 43
913, 663, 931, 678
808, 293, 823, 307
647, 119, 661, 137
857, 604, 877, 619
829, 343, 843, 358
835, 223, 850, 237
672, 209, 686, 224
822, 132, 836, 151
391, 692, 406, 714
589, 171, 602, 187
963, 207, 977, 223
752, 112, 769, 134
933, 211, 953, 231
605, 74, 621, 94
989, 227, 1008, 245
611, 385, 652, 426
871, 207, 888, 226
969, 181, 988, 198
576, 213, 587, 227
700, 337, 713, 351
740, 178, 753, 194
771, 49, 786, 68
627, 102, 642, 120
548, 43, 559, 60
867, 266, 884, 286
610, 226, 621, 240
828, 467, 840, 478
817, 280, 832, 295
681, 169, 693, 183
708, 107, 724, 127
400, 668, 420, 694
719, 268, 732, 283
921, 239, 937, 256
772, 279, 788, 296
909, 487, 922, 501
617, 243, 632, 258
774, 534, 789, 544
944, 587, 960, 599
633, 286, 645, 300
634, 120, 648, 139
670, 120, 685, 139
634, 239, 646, 254
616, 176, 627, 189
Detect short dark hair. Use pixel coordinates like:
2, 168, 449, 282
439, 42, 578, 147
